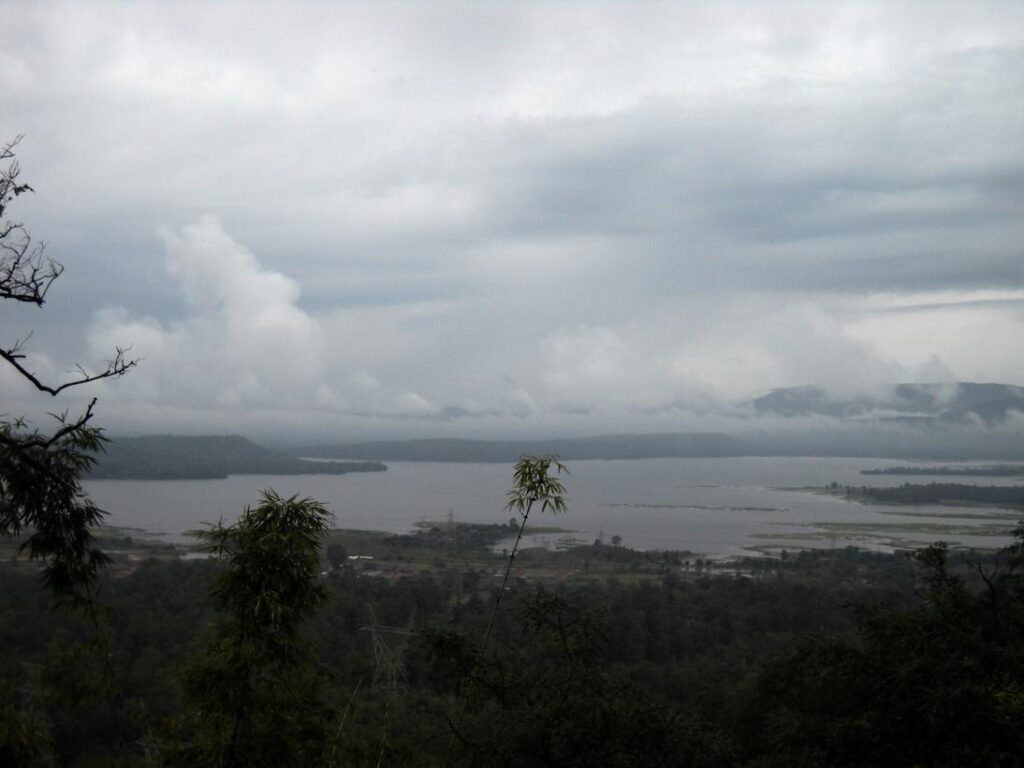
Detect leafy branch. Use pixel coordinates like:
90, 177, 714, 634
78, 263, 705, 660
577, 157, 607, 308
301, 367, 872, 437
444, 455, 568, 765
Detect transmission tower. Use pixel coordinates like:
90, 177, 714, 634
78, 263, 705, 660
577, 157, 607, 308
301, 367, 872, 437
447, 507, 457, 546
361, 606, 416, 697
447, 507, 463, 600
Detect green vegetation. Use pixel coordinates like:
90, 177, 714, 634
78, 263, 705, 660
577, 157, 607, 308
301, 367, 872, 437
164, 491, 333, 766
746, 539, 1024, 766
5, 498, 1024, 765
862, 464, 1024, 477
843, 482, 1024, 509
445, 456, 568, 762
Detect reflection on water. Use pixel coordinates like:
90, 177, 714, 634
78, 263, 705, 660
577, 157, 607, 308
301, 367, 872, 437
83, 457, 1024, 557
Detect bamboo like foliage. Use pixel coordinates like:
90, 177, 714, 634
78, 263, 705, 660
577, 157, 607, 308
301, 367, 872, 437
168, 491, 332, 767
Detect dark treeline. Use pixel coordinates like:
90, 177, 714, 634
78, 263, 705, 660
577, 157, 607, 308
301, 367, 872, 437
862, 465, 1024, 477
3, 533, 1023, 766
852, 482, 1024, 508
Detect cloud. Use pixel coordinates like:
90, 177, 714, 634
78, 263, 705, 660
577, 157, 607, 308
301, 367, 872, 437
90, 216, 323, 409
1, 3, 1022, 439
64, 214, 1021, 440
86, 217, 456, 432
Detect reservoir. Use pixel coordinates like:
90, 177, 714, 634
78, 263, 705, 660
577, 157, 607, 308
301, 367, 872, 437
84, 456, 1024, 557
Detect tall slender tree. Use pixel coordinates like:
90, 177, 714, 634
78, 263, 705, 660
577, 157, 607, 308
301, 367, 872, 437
166, 491, 332, 767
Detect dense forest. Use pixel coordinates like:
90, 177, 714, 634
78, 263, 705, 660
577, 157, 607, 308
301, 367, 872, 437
2, 508, 1023, 766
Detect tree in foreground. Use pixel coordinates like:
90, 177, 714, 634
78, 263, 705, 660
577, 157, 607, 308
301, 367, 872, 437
426, 590, 734, 767
442, 456, 568, 762
165, 490, 332, 768
745, 526, 1024, 766
430, 457, 733, 767
0, 135, 134, 606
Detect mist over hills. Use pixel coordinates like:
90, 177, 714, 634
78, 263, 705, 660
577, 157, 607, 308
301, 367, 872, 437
300, 425, 1022, 463
752, 382, 1024, 424
301, 383, 1023, 463
92, 383, 1023, 476
299, 433, 745, 464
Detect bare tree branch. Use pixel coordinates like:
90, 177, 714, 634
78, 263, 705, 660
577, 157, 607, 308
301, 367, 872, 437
0, 345, 136, 396
0, 135, 61, 305
1, 135, 138, 393
0, 135, 134, 606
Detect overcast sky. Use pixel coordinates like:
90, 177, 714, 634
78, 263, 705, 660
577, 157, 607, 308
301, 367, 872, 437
2, 1, 1023, 440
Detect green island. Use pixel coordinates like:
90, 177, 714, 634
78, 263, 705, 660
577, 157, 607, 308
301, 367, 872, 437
824, 481, 1024, 510
862, 464, 1024, 477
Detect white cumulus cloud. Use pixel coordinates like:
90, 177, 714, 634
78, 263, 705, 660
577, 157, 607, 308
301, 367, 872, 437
89, 216, 324, 410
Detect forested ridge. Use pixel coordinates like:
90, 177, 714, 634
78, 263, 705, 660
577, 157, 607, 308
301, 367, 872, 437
87, 435, 386, 480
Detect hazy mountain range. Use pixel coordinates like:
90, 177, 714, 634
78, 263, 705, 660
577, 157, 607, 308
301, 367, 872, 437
90, 383, 1023, 478
89, 435, 385, 480
752, 382, 1024, 424
298, 383, 1023, 461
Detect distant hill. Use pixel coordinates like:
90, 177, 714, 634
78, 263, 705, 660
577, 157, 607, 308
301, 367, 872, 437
93, 382, 1024, 474
300, 382, 1024, 463
752, 382, 1024, 424
90, 435, 386, 480
298, 424, 1024, 463
299, 433, 745, 463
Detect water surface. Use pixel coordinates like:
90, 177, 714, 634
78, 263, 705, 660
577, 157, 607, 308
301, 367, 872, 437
84, 457, 1024, 557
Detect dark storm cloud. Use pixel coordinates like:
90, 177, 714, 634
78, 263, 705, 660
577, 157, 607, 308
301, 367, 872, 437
450, 95, 1024, 295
